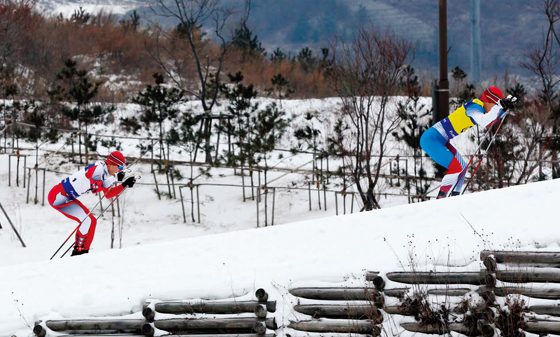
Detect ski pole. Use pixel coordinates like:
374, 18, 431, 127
455, 111, 510, 195
450, 113, 508, 192
58, 186, 129, 258
49, 196, 104, 260
58, 175, 141, 258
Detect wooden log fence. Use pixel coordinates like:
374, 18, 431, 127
293, 304, 383, 321
494, 269, 560, 283
529, 305, 560, 316
382, 305, 416, 315
50, 335, 275, 337
34, 287, 275, 337
481, 250, 560, 264
401, 322, 466, 334
288, 319, 380, 335
152, 317, 276, 334
383, 287, 409, 298
407, 283, 560, 301
34, 250, 560, 337
289, 283, 386, 334
385, 271, 488, 285
366, 271, 386, 291
365, 271, 378, 281
41, 319, 145, 332
493, 286, 560, 299
126, 290, 265, 328
35, 318, 276, 336
377, 251, 560, 337
522, 320, 560, 334
255, 288, 269, 302
143, 300, 276, 318
399, 322, 487, 335
289, 287, 383, 304
427, 287, 471, 296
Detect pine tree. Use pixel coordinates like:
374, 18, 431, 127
450, 66, 476, 109
265, 73, 294, 102
270, 48, 286, 62
131, 72, 186, 198
231, 22, 265, 60
296, 47, 318, 72
1, 84, 19, 152
218, 71, 259, 169
51, 59, 113, 164
14, 99, 58, 202
249, 101, 289, 225
293, 111, 326, 208
392, 66, 434, 200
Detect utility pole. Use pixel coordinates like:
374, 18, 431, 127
471, 0, 481, 85
438, 0, 449, 121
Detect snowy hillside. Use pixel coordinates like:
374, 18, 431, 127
0, 96, 555, 336
1, 169, 557, 336
35, 0, 138, 16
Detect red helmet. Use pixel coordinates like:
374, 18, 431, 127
106, 151, 126, 167
481, 87, 503, 104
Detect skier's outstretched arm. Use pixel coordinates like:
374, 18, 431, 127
104, 176, 137, 198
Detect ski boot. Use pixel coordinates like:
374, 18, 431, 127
71, 247, 89, 256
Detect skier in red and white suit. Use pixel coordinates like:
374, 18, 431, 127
48, 151, 136, 256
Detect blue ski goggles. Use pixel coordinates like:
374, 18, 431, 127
118, 165, 124, 170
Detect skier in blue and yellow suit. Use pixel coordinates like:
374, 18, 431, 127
420, 87, 509, 199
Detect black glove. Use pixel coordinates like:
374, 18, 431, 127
117, 171, 126, 181
122, 177, 136, 188
499, 96, 517, 111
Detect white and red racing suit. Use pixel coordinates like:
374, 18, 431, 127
48, 161, 124, 252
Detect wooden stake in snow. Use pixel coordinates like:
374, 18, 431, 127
0, 202, 26, 247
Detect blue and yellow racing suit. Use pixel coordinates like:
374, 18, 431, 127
420, 99, 506, 198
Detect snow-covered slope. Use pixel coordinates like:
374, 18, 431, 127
1, 173, 557, 336
36, 0, 139, 16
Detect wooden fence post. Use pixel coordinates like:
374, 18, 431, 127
26, 167, 31, 203
272, 187, 275, 226
196, 185, 200, 223
256, 186, 259, 228
34, 166, 39, 204
42, 168, 46, 206
308, 181, 311, 211
323, 184, 327, 211
16, 151, 20, 187
335, 192, 338, 216
23, 157, 26, 188
152, 169, 161, 200
179, 186, 186, 223
264, 186, 268, 227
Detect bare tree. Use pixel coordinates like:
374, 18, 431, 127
327, 27, 413, 211
147, 0, 250, 164
520, 0, 560, 177
0, 0, 36, 91
509, 101, 553, 184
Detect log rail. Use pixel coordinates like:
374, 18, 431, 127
33, 250, 560, 337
